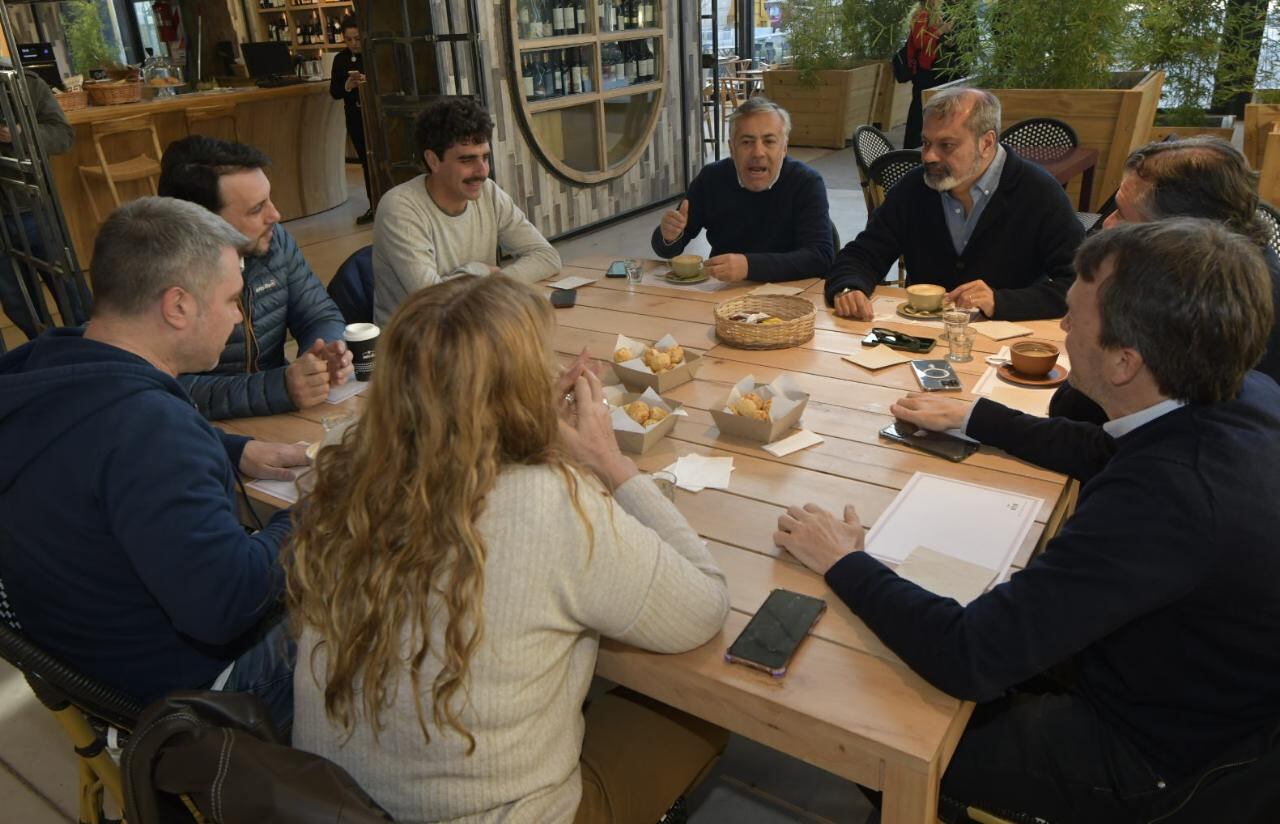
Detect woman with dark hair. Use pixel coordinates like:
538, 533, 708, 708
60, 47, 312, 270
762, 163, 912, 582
288, 275, 730, 823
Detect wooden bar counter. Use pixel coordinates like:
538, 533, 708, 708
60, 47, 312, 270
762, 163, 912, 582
52, 81, 346, 267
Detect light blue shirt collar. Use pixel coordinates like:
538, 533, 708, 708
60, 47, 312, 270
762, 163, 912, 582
940, 145, 1006, 255
1102, 398, 1187, 438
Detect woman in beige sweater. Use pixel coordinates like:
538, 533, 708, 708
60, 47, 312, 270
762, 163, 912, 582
287, 275, 731, 823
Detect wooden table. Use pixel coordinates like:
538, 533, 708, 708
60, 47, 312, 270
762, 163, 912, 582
1009, 145, 1099, 211
227, 261, 1072, 823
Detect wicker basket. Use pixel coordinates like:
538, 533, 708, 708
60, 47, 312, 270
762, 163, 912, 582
714, 295, 816, 349
54, 90, 89, 112
85, 81, 143, 106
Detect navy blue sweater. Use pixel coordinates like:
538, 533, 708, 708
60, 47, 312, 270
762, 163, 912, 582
650, 157, 835, 282
0, 329, 292, 703
826, 375, 1280, 779
824, 147, 1084, 320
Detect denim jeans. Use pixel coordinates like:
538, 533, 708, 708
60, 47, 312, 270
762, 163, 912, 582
220, 617, 296, 741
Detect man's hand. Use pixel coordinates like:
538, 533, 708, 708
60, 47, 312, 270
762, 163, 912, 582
946, 280, 995, 317
774, 503, 866, 576
318, 339, 354, 385
703, 253, 748, 282
286, 340, 332, 409
660, 199, 689, 244
833, 288, 874, 320
890, 392, 973, 433
240, 440, 309, 481
344, 70, 366, 92
0, 125, 13, 144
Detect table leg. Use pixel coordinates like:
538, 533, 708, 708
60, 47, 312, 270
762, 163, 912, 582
881, 764, 938, 824
1078, 164, 1096, 212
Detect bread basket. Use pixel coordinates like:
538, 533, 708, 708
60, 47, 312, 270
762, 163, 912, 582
85, 80, 143, 106
714, 295, 816, 349
54, 89, 89, 112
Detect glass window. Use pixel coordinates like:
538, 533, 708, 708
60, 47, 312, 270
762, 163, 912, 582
531, 102, 600, 173
604, 90, 656, 166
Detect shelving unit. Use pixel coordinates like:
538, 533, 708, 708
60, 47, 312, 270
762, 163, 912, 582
507, 0, 667, 184
252, 0, 355, 54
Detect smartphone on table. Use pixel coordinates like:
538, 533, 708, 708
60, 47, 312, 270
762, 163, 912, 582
725, 589, 827, 677
910, 359, 962, 391
879, 420, 979, 463
550, 288, 577, 308
606, 260, 628, 278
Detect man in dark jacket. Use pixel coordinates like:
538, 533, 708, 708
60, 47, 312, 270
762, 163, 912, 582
650, 96, 834, 283
329, 15, 372, 225
0, 197, 309, 731
826, 87, 1084, 321
158, 135, 351, 420
0, 64, 81, 339
780, 219, 1280, 822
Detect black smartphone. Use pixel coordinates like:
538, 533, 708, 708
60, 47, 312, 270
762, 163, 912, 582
550, 288, 577, 308
879, 420, 979, 463
725, 589, 827, 677
606, 260, 628, 278
910, 359, 962, 391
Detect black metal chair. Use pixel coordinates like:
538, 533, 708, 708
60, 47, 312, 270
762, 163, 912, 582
0, 577, 143, 824
866, 150, 922, 286
1257, 202, 1280, 250
853, 125, 895, 212
1000, 116, 1079, 149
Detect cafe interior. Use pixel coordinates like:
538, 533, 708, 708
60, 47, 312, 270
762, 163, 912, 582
2, 0, 1279, 822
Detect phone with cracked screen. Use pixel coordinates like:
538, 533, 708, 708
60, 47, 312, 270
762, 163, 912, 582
910, 359, 962, 391
879, 420, 979, 463
725, 589, 827, 677
606, 260, 628, 278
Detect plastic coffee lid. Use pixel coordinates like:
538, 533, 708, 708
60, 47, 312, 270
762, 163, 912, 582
343, 323, 379, 342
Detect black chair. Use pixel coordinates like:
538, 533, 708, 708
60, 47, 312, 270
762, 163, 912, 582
0, 577, 143, 824
853, 125, 895, 212
328, 245, 374, 324
1000, 116, 1079, 149
867, 149, 922, 203
1257, 202, 1280, 250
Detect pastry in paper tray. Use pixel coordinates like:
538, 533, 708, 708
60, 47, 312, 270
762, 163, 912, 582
611, 333, 686, 374
722, 374, 804, 422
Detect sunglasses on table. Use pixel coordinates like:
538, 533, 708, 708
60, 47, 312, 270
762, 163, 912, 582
861, 327, 936, 354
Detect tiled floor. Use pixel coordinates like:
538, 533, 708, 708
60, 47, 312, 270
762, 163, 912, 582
1, 139, 892, 821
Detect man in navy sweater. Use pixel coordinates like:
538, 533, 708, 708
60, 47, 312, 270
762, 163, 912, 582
650, 96, 834, 283
0, 198, 309, 731
778, 219, 1280, 822
826, 88, 1084, 321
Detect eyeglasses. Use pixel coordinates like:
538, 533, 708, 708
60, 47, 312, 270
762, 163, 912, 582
862, 327, 936, 353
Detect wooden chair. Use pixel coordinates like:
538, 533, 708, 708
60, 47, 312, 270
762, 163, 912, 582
184, 103, 240, 143
77, 115, 165, 223
853, 124, 895, 213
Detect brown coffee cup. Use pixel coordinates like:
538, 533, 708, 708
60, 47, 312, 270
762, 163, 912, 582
1010, 340, 1060, 377
906, 283, 946, 312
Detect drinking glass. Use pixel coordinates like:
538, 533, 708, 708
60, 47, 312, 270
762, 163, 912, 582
624, 259, 644, 286
942, 308, 970, 340
650, 470, 677, 501
946, 327, 976, 363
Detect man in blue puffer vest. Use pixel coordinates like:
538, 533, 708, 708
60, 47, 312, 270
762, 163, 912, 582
159, 136, 352, 420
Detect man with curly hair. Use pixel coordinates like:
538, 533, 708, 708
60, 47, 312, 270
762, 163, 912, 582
373, 98, 560, 324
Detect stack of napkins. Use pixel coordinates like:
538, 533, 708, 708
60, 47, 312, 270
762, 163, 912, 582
661, 454, 734, 492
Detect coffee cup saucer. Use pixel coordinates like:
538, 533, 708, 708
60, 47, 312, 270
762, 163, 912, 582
897, 303, 945, 320
661, 269, 709, 285
997, 362, 1069, 387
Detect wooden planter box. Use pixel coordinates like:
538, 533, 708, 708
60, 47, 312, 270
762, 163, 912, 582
763, 63, 883, 149
925, 70, 1165, 211
871, 61, 913, 131
1244, 103, 1280, 169
1147, 115, 1233, 145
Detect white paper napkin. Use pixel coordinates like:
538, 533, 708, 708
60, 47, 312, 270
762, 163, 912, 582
246, 472, 306, 504
871, 296, 905, 321
546, 275, 597, 290
661, 454, 734, 492
326, 379, 369, 404
969, 320, 1033, 340
763, 429, 824, 457
749, 283, 805, 296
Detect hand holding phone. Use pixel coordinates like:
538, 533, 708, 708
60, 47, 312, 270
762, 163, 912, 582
879, 421, 979, 462
725, 589, 826, 677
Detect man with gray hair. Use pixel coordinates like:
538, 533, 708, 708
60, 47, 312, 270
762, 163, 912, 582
826, 87, 1083, 320
0, 197, 306, 731
651, 96, 835, 282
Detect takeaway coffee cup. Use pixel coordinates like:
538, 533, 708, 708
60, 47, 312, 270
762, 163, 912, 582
344, 322, 379, 381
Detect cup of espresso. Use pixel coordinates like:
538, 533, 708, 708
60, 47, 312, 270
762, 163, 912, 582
1010, 340, 1060, 377
344, 322, 379, 381
671, 254, 704, 278
906, 283, 946, 312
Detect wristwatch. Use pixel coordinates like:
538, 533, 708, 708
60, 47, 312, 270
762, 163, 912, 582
835, 287, 855, 298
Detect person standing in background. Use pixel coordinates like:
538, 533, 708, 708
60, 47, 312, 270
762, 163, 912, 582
903, 0, 953, 149
330, 15, 373, 226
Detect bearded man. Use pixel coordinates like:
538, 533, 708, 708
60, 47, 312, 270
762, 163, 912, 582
824, 88, 1084, 321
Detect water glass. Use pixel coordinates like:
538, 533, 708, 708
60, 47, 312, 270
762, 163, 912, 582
650, 470, 678, 502
624, 259, 644, 286
942, 308, 970, 339
946, 327, 976, 363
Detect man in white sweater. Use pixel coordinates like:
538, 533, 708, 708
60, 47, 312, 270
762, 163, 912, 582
372, 98, 561, 323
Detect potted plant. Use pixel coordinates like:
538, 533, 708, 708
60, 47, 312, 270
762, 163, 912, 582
843, 0, 919, 130
927, 0, 1164, 211
62, 0, 118, 76
763, 0, 901, 148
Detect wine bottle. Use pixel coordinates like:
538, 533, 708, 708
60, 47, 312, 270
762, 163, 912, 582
624, 41, 637, 84
575, 0, 586, 34
530, 0, 544, 38
533, 54, 547, 98
570, 49, 583, 94
550, 52, 564, 97
552, 0, 565, 36
578, 47, 593, 92
522, 55, 536, 100
517, 0, 530, 38
644, 39, 655, 82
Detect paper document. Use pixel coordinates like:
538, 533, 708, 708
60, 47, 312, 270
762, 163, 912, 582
749, 283, 805, 296
546, 275, 597, 290
763, 429, 824, 457
865, 473, 1043, 586
246, 474, 305, 505
895, 545, 997, 605
969, 320, 1033, 340
326, 380, 369, 404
